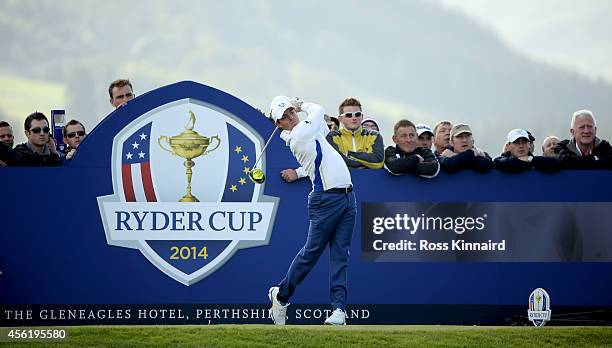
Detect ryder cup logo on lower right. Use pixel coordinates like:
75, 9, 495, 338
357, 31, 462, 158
528, 288, 551, 327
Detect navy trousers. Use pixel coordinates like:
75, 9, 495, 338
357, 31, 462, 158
277, 190, 356, 310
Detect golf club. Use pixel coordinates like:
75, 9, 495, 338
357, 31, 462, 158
248, 126, 279, 184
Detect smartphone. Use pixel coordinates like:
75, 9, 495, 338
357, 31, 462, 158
51, 109, 66, 153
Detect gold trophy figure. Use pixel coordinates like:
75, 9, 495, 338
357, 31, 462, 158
159, 111, 221, 202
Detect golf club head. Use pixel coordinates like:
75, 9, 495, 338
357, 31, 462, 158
249, 168, 265, 184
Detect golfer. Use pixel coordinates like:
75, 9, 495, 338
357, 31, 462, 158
267, 96, 356, 326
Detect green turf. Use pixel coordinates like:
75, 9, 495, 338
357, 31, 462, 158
2, 325, 612, 347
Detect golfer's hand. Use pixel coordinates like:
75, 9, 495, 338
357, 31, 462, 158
280, 169, 298, 183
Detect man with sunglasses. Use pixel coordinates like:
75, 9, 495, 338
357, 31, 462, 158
109, 79, 135, 108
13, 112, 63, 166
267, 96, 356, 326
63, 119, 87, 162
326, 97, 384, 169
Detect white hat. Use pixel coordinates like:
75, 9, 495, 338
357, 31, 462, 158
415, 123, 434, 136
506, 128, 530, 143
269, 96, 293, 122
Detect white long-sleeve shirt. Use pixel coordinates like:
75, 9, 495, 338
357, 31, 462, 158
280, 102, 352, 191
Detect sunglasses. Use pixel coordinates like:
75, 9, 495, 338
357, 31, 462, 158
341, 111, 363, 118
66, 131, 86, 138
29, 126, 50, 134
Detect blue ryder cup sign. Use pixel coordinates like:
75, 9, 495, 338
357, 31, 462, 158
97, 84, 278, 285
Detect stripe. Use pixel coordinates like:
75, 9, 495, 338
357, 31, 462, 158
140, 162, 157, 202
131, 163, 147, 202
121, 164, 136, 202
313, 140, 324, 191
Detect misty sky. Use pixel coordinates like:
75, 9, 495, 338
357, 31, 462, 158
434, 0, 612, 82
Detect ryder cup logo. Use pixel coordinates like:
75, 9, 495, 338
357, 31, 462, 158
97, 97, 278, 285
527, 288, 551, 327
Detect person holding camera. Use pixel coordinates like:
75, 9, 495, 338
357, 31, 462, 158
13, 112, 63, 167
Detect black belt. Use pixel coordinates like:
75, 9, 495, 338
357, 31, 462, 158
325, 186, 353, 194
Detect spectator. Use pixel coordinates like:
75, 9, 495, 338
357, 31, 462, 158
526, 130, 536, 154
415, 123, 434, 150
280, 98, 384, 182
384, 120, 439, 178
63, 119, 86, 161
326, 97, 384, 169
0, 121, 15, 149
433, 120, 452, 156
326, 115, 339, 132
554, 109, 612, 169
109, 79, 135, 108
13, 112, 62, 166
439, 124, 493, 173
361, 118, 380, 132
541, 136, 560, 157
494, 129, 560, 173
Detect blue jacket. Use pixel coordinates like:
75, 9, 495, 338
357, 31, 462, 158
494, 152, 560, 173
438, 148, 493, 174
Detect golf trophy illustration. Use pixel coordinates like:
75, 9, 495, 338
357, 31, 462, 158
159, 110, 221, 202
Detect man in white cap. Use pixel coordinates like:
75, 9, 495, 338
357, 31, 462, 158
494, 129, 560, 173
554, 109, 612, 169
439, 124, 493, 173
415, 123, 434, 150
267, 96, 356, 326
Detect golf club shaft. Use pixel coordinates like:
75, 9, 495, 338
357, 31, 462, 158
251, 126, 279, 170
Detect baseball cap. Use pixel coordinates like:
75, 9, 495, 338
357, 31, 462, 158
415, 123, 434, 136
269, 96, 294, 122
506, 129, 530, 143
450, 124, 472, 138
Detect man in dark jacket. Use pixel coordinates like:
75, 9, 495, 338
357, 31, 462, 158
438, 124, 493, 174
384, 120, 439, 178
13, 112, 63, 167
554, 109, 612, 169
495, 129, 560, 173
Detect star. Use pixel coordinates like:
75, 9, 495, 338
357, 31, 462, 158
243, 167, 250, 175
229, 185, 238, 192
241, 155, 249, 163
234, 146, 242, 154
126, 152, 133, 160
239, 178, 246, 185
138, 151, 146, 158
139, 133, 147, 140
131, 142, 139, 149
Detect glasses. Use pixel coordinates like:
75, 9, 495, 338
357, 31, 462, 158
341, 111, 363, 118
66, 131, 86, 138
29, 126, 50, 134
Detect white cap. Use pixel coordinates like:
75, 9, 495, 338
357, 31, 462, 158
415, 123, 434, 136
269, 96, 293, 122
506, 128, 530, 143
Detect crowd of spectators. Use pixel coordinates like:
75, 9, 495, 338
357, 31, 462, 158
277, 96, 611, 183
1, 81, 611, 173
0, 79, 133, 167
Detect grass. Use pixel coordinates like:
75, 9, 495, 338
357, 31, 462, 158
1, 325, 611, 347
